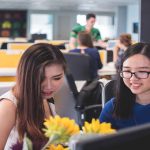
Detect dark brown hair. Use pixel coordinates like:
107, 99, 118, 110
114, 42, 150, 119
86, 13, 96, 20
14, 43, 66, 141
78, 31, 94, 48
119, 33, 132, 47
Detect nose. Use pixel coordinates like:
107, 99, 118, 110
45, 80, 52, 90
130, 73, 139, 80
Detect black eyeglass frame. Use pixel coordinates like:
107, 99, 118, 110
120, 71, 150, 79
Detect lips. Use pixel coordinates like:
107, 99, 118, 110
42, 91, 53, 96
130, 83, 141, 90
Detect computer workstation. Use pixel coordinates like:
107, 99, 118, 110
75, 123, 150, 150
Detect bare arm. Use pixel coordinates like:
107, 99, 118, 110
0, 99, 16, 149
69, 37, 77, 49
97, 39, 108, 49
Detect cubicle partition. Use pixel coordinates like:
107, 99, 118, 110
0, 50, 22, 81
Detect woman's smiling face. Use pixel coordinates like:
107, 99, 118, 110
122, 54, 150, 95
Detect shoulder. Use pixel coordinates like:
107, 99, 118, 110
72, 25, 84, 32
0, 90, 17, 118
85, 47, 97, 51
0, 90, 17, 106
85, 48, 99, 55
70, 25, 84, 38
99, 98, 115, 122
85, 47, 97, 50
70, 48, 80, 52
92, 27, 100, 33
102, 98, 115, 114
91, 28, 101, 40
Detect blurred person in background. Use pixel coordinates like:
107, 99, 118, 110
70, 31, 103, 79
113, 33, 132, 70
69, 13, 107, 49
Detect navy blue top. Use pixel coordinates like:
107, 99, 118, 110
99, 98, 150, 130
70, 48, 103, 79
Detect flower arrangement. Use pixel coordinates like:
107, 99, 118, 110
42, 115, 80, 149
12, 115, 116, 150
82, 119, 116, 134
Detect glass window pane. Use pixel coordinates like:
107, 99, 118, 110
77, 15, 86, 26
76, 14, 114, 39
95, 16, 114, 39
30, 14, 53, 40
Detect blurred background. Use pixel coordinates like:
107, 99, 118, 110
0, 0, 140, 42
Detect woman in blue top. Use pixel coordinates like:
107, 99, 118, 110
70, 31, 103, 79
100, 42, 150, 130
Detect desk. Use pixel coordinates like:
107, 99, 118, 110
0, 82, 15, 95
0, 50, 22, 68
0, 68, 16, 76
98, 62, 116, 78
0, 68, 16, 81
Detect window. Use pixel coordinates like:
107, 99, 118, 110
76, 14, 114, 39
30, 14, 53, 40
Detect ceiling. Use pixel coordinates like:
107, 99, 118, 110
0, 0, 139, 12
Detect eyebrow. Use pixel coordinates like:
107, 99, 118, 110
123, 66, 150, 69
52, 73, 64, 78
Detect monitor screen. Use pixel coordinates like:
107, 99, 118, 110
31, 33, 47, 40
106, 40, 117, 50
75, 123, 150, 150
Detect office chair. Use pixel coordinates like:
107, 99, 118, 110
63, 52, 93, 81
63, 52, 102, 126
54, 75, 79, 123
107, 50, 113, 63
76, 79, 103, 126
103, 80, 116, 105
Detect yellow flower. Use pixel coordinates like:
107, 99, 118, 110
47, 144, 68, 150
43, 115, 80, 144
82, 119, 116, 134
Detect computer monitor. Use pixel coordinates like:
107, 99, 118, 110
75, 123, 150, 150
31, 33, 47, 40
106, 40, 117, 50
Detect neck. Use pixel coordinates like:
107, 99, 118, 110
136, 92, 150, 105
85, 25, 92, 32
78, 45, 88, 49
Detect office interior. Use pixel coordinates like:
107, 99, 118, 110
1, 0, 150, 149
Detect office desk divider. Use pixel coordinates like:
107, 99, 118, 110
7, 43, 33, 50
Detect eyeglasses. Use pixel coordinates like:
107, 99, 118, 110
120, 71, 150, 79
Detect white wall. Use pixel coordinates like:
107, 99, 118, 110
127, 4, 140, 42
115, 6, 127, 37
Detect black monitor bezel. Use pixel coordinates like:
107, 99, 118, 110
75, 123, 150, 150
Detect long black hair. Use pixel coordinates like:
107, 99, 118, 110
113, 42, 150, 119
